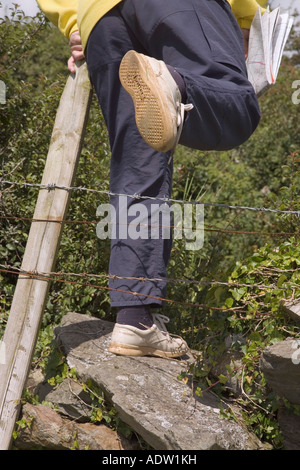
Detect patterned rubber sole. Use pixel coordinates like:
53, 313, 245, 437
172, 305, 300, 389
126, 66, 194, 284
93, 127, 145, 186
119, 51, 174, 152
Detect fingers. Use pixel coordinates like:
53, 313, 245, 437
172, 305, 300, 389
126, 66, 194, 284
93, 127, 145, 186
70, 47, 85, 62
68, 56, 76, 74
68, 31, 85, 73
70, 30, 81, 43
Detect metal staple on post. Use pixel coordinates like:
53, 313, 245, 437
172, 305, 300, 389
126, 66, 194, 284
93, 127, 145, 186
0, 61, 92, 450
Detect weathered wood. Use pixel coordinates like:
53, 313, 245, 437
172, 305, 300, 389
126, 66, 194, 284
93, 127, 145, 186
0, 61, 92, 450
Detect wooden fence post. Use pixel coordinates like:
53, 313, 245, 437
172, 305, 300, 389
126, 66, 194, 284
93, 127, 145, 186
0, 61, 92, 449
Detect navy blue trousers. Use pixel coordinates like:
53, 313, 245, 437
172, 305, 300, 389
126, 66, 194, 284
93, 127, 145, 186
85, 0, 260, 307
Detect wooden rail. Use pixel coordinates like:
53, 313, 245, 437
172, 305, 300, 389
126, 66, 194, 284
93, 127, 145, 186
0, 62, 92, 450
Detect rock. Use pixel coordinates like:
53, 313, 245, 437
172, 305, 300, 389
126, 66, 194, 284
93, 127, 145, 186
52, 312, 265, 450
15, 403, 139, 450
211, 350, 244, 397
46, 378, 93, 422
260, 337, 300, 405
282, 298, 300, 324
277, 407, 300, 450
260, 337, 300, 450
25, 368, 53, 402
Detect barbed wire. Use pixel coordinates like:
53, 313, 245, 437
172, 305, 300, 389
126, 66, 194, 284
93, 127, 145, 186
1, 262, 297, 291
0, 213, 298, 237
0, 264, 288, 319
0, 179, 298, 319
1, 179, 300, 215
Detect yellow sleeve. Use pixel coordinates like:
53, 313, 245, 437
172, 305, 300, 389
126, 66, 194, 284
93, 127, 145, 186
36, 0, 78, 38
231, 0, 267, 29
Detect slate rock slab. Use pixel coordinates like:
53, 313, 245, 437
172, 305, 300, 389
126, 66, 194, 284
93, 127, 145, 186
260, 337, 300, 405
46, 378, 94, 422
54, 312, 264, 450
277, 407, 300, 450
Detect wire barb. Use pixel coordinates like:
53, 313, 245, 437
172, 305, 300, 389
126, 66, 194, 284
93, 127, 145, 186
1, 178, 299, 215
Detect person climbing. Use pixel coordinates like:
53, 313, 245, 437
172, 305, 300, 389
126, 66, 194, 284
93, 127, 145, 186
36, 0, 264, 359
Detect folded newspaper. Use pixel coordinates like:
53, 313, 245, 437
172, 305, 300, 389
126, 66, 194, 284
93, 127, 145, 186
246, 6, 294, 96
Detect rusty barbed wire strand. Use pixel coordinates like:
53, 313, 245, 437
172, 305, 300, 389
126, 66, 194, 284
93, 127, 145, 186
0, 214, 298, 238
0, 264, 295, 321
1, 178, 300, 215
1, 262, 297, 291
0, 179, 298, 321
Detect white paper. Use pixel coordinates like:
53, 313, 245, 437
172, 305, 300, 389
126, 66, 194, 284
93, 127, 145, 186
246, 7, 293, 96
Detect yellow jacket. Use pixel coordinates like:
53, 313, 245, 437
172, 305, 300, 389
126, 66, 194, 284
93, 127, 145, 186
36, 0, 266, 52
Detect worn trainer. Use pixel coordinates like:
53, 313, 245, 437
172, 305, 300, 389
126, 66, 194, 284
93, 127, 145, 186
119, 50, 193, 153
108, 313, 189, 358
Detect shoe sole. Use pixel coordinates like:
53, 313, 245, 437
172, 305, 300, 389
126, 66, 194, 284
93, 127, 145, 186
119, 51, 176, 153
108, 341, 186, 359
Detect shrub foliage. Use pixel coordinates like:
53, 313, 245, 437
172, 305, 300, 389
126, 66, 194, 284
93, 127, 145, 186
1, 4, 299, 448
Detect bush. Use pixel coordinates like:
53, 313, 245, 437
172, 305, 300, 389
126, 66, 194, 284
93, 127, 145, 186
1, 5, 299, 448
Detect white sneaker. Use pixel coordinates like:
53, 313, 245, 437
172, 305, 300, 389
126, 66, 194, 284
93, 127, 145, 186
119, 50, 193, 153
108, 313, 189, 358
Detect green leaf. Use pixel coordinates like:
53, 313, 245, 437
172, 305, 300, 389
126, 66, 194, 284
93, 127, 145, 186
218, 374, 228, 384
277, 274, 287, 287
225, 297, 234, 308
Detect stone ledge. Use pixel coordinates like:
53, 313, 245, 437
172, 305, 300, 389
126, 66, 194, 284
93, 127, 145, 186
47, 311, 265, 450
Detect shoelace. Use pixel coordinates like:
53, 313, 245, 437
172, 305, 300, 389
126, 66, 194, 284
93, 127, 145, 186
151, 313, 191, 356
152, 313, 171, 333
152, 313, 189, 354
169, 102, 194, 162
